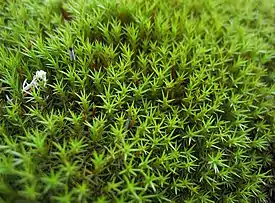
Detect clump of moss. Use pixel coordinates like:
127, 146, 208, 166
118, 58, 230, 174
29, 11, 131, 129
0, 0, 275, 202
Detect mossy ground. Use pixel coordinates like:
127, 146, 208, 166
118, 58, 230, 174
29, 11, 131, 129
0, 0, 275, 202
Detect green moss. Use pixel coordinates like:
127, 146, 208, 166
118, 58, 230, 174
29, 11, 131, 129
0, 0, 275, 202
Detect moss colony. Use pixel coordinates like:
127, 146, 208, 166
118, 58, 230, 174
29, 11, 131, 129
0, 0, 275, 202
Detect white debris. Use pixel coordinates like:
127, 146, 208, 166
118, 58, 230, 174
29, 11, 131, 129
69, 48, 76, 61
23, 70, 47, 94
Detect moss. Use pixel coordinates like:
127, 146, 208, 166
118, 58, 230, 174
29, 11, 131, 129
0, 0, 275, 202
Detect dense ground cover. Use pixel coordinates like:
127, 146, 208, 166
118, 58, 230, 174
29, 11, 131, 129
0, 0, 275, 202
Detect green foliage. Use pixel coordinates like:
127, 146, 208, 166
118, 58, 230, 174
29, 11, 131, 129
0, 0, 275, 202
